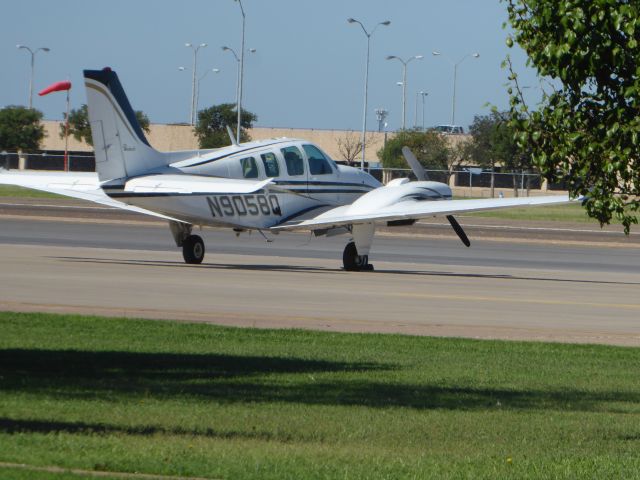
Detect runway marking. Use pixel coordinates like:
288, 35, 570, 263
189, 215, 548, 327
393, 292, 640, 310
0, 461, 217, 479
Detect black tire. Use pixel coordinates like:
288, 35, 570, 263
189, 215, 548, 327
342, 241, 369, 271
182, 235, 205, 264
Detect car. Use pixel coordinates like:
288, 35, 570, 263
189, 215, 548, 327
433, 124, 464, 134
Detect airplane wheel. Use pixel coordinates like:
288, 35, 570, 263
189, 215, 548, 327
342, 241, 372, 271
182, 235, 205, 264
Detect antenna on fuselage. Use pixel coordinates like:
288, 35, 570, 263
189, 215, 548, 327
226, 125, 239, 146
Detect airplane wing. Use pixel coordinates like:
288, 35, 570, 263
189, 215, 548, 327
273, 194, 574, 231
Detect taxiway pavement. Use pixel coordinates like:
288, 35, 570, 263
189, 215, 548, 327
1, 214, 639, 346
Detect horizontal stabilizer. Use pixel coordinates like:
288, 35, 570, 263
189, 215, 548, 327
0, 170, 182, 222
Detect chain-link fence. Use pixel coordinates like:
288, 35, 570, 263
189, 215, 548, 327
368, 167, 568, 193
0, 151, 95, 172
1, 151, 569, 194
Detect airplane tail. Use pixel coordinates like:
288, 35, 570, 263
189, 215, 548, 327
84, 68, 167, 183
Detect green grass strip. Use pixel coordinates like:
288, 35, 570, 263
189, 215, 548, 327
1, 311, 639, 479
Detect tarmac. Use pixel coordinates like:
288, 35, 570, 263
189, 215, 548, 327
1, 200, 639, 347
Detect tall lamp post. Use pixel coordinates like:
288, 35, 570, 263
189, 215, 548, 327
196, 68, 221, 116
185, 42, 207, 125
347, 17, 390, 171
16, 45, 50, 109
386, 55, 423, 130
432, 51, 479, 126
222, 45, 256, 142
415, 91, 428, 130
233, 0, 246, 144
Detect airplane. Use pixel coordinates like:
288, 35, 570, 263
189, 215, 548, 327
0, 68, 574, 271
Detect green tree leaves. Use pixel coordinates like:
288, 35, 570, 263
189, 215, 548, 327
0, 106, 45, 152
61, 104, 150, 146
503, 0, 640, 232
194, 104, 257, 149
377, 129, 450, 170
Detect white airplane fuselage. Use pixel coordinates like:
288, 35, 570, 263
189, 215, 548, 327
99, 137, 451, 232
101, 138, 384, 230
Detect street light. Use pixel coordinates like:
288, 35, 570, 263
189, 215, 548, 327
185, 42, 207, 125
432, 51, 479, 126
196, 68, 221, 116
223, 45, 256, 142
347, 17, 390, 171
386, 54, 423, 130
232, 0, 247, 144
16, 44, 50, 109
414, 91, 428, 130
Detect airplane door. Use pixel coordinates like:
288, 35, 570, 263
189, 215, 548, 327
302, 144, 340, 202
280, 145, 308, 195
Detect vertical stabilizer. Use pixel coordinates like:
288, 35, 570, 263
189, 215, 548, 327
84, 68, 166, 182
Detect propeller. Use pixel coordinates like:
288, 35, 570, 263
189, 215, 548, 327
446, 215, 471, 247
401, 146, 428, 181
401, 146, 470, 247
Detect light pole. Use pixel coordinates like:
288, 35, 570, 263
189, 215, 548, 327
233, 0, 246, 144
16, 45, 50, 109
347, 18, 390, 171
432, 51, 479, 126
222, 45, 255, 142
185, 42, 207, 125
196, 68, 220, 116
386, 55, 423, 130
375, 108, 388, 133
420, 91, 428, 130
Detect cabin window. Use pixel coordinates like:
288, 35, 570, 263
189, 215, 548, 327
281, 146, 305, 176
261, 152, 280, 177
240, 156, 258, 178
303, 144, 333, 175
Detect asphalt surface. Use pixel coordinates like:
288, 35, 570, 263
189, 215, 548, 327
1, 201, 639, 346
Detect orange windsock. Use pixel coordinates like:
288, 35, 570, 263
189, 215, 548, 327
38, 81, 72, 96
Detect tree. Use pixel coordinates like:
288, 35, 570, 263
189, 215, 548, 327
503, 0, 640, 231
0, 106, 45, 152
61, 104, 150, 146
195, 104, 257, 149
336, 130, 371, 164
378, 129, 450, 173
467, 112, 534, 197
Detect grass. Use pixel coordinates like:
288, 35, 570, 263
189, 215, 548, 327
0, 185, 61, 199
466, 202, 595, 223
1, 312, 639, 479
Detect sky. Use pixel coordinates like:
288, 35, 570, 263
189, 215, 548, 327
1, 0, 541, 132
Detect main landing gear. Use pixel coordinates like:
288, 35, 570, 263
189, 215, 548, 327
342, 223, 376, 271
342, 241, 373, 271
169, 221, 205, 264
182, 235, 205, 264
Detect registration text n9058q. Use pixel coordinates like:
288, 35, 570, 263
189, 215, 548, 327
207, 194, 282, 218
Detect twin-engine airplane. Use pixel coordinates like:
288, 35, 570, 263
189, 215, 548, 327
0, 68, 572, 270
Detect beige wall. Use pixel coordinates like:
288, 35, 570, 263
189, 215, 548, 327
41, 121, 469, 164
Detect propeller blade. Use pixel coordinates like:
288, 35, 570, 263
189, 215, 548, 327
446, 215, 471, 247
401, 146, 428, 181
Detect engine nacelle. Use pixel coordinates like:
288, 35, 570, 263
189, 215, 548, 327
346, 181, 452, 216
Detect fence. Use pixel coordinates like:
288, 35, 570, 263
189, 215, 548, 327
1, 151, 568, 195
1, 151, 95, 172
367, 167, 569, 193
